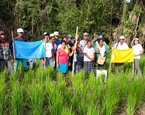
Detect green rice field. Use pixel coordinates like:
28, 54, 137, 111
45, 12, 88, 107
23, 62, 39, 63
1, 55, 145, 115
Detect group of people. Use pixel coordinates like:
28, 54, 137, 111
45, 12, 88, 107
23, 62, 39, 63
0, 28, 143, 78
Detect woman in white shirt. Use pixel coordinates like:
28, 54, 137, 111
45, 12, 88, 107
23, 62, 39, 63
83, 40, 95, 75
132, 38, 143, 77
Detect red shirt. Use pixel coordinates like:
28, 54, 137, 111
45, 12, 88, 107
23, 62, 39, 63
57, 48, 69, 64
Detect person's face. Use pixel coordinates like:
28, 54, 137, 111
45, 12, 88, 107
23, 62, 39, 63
61, 42, 66, 49
0, 34, 5, 40
87, 42, 92, 48
45, 36, 50, 42
120, 39, 124, 44
134, 40, 139, 45
51, 37, 56, 43
55, 35, 59, 40
67, 38, 71, 42
99, 40, 104, 46
83, 35, 88, 40
17, 32, 23, 38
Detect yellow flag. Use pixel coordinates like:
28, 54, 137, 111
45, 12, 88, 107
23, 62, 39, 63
111, 48, 134, 63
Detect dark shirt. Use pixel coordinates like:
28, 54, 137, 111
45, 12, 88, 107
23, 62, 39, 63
0, 39, 13, 60
14, 36, 27, 41
76, 47, 83, 62
55, 39, 61, 46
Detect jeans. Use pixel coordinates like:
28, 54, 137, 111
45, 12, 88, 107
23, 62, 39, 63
134, 59, 142, 77
14, 59, 28, 71
46, 57, 54, 67
42, 57, 54, 68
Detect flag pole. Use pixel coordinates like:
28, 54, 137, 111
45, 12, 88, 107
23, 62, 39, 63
44, 38, 46, 69
109, 47, 113, 73
132, 60, 134, 77
11, 30, 15, 62
72, 27, 78, 76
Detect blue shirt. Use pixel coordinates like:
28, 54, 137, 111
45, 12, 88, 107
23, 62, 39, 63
55, 39, 61, 46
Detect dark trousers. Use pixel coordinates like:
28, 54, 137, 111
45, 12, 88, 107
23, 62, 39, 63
0, 60, 6, 71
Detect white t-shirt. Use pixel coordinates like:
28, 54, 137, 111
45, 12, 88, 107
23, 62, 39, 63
83, 47, 95, 61
98, 45, 105, 56
114, 42, 129, 50
57, 44, 61, 49
133, 44, 143, 59
80, 40, 87, 51
45, 42, 53, 57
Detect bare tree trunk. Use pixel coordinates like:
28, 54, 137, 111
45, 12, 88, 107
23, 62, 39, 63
112, 0, 144, 46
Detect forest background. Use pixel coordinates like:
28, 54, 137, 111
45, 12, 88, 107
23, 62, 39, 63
0, 0, 145, 46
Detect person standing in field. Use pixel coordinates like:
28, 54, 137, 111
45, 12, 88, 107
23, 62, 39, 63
54, 31, 61, 46
80, 32, 89, 51
14, 28, 28, 71
132, 38, 143, 77
113, 35, 129, 71
94, 37, 109, 69
83, 40, 95, 75
50, 33, 57, 67
0, 30, 13, 74
56, 40, 74, 80
74, 41, 83, 73
41, 32, 54, 68
66, 34, 74, 71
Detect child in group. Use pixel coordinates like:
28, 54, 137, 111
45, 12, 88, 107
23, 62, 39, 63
83, 40, 95, 75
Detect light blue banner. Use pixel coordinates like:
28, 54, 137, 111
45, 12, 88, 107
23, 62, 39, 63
14, 40, 45, 59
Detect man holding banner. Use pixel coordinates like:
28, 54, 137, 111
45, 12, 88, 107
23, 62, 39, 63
112, 35, 130, 71
14, 28, 29, 71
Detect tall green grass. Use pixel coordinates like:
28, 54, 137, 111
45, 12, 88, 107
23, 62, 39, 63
10, 80, 24, 115
1, 56, 145, 114
0, 70, 7, 115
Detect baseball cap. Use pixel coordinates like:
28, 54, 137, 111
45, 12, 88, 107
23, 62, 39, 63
54, 31, 59, 36
0, 31, 5, 35
83, 32, 88, 36
43, 32, 49, 36
66, 34, 72, 38
17, 28, 24, 33
119, 35, 125, 40
50, 33, 54, 37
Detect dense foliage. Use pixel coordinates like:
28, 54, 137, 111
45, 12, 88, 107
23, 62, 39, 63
1, 0, 144, 41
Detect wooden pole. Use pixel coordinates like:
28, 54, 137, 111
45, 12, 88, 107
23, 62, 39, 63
11, 30, 16, 71
72, 27, 78, 76
44, 38, 46, 69
132, 60, 134, 77
109, 47, 113, 73
11, 31, 15, 60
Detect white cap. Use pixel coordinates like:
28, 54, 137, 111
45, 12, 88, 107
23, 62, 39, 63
83, 32, 88, 36
43, 32, 48, 36
54, 31, 59, 36
119, 35, 125, 40
133, 38, 139, 41
50, 33, 54, 37
17, 28, 24, 33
